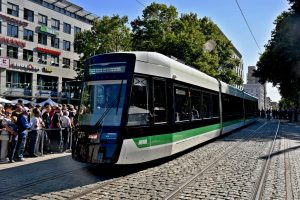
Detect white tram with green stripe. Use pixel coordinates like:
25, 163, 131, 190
72, 52, 258, 164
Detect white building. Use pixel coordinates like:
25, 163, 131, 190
0, 0, 97, 103
243, 66, 266, 110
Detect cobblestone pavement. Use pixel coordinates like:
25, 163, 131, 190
261, 122, 300, 200
1, 120, 299, 200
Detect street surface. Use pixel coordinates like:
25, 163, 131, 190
0, 119, 299, 200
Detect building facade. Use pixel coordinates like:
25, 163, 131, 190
243, 66, 266, 110
232, 46, 243, 90
0, 0, 96, 103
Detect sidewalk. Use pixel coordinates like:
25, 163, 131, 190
0, 152, 71, 170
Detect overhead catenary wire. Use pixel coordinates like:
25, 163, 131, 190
134, 0, 162, 19
234, 0, 262, 54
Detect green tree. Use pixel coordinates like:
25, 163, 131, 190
131, 2, 178, 51
73, 15, 131, 79
131, 4, 242, 85
254, 0, 300, 104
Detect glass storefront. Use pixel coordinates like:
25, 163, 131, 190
6, 71, 32, 96
37, 74, 58, 98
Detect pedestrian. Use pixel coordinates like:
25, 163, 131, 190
15, 106, 31, 161
42, 104, 52, 154
4, 116, 18, 163
28, 108, 44, 157
61, 110, 71, 151
49, 107, 63, 152
0, 110, 11, 163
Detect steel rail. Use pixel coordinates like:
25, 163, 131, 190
252, 120, 280, 200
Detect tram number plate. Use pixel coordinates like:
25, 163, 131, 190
138, 139, 148, 145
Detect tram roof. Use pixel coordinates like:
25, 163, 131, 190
97, 51, 258, 101
132, 51, 220, 92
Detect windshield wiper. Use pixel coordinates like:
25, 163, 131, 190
93, 80, 124, 129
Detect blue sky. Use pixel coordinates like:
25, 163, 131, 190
70, 0, 290, 102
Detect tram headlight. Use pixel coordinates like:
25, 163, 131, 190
88, 133, 98, 139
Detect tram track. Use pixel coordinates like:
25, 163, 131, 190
63, 121, 266, 200
43, 121, 266, 200
251, 120, 280, 200
163, 120, 275, 200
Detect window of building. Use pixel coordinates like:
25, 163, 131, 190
62, 58, 70, 68
73, 60, 79, 69
63, 22, 71, 34
63, 40, 70, 51
37, 52, 47, 64
51, 36, 59, 48
174, 86, 189, 122
38, 32, 47, 45
50, 55, 59, 66
7, 46, 18, 59
127, 76, 150, 126
24, 8, 34, 22
38, 13, 47, 25
7, 2, 18, 17
51, 18, 60, 30
23, 49, 33, 62
153, 79, 167, 124
7, 24, 18, 38
23, 29, 34, 42
191, 89, 202, 120
74, 26, 81, 35
6, 71, 32, 89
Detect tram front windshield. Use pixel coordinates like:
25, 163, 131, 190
79, 80, 127, 127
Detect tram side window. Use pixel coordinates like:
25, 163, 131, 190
127, 77, 150, 126
212, 94, 219, 118
202, 92, 213, 119
174, 87, 189, 122
153, 79, 167, 124
191, 89, 201, 120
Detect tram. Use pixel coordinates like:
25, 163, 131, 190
72, 52, 258, 164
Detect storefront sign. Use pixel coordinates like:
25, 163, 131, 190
0, 13, 28, 26
39, 25, 59, 36
43, 66, 53, 73
36, 47, 60, 56
0, 36, 26, 48
11, 63, 39, 72
0, 58, 10, 68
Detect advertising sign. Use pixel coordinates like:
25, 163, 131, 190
0, 58, 10, 68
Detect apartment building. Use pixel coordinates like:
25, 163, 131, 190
0, 0, 96, 103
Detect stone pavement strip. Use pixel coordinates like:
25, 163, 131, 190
0, 152, 71, 171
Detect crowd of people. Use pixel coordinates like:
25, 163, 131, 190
260, 108, 299, 122
0, 101, 78, 163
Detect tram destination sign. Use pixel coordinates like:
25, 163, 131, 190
89, 62, 126, 75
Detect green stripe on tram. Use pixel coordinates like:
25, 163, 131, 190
133, 123, 221, 148
132, 118, 246, 148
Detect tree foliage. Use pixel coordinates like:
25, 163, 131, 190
131, 3, 242, 85
74, 3, 242, 86
254, 0, 300, 104
73, 15, 131, 78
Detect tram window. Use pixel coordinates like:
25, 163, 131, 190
202, 92, 213, 119
190, 89, 201, 120
174, 87, 189, 122
127, 76, 150, 126
153, 79, 167, 124
212, 94, 219, 118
